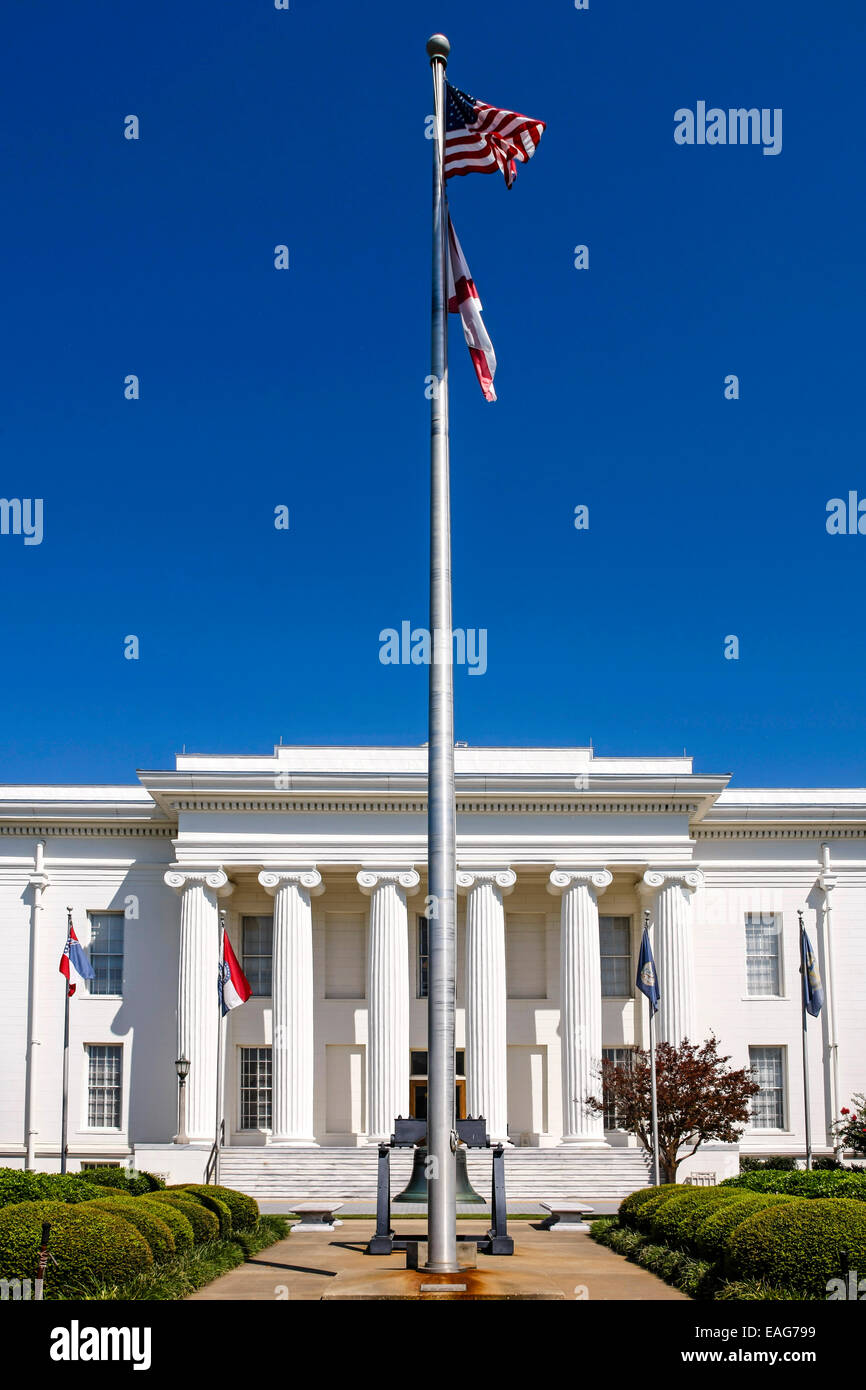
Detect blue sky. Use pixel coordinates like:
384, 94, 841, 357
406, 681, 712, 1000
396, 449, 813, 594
1, 0, 864, 787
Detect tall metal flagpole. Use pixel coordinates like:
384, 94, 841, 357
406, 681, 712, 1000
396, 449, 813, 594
214, 911, 228, 1185
60, 907, 72, 1175
425, 31, 458, 1274
798, 910, 813, 1172
645, 910, 660, 1186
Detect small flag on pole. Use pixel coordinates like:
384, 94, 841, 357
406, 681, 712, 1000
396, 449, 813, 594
218, 930, 252, 1015
636, 924, 660, 1016
445, 82, 545, 188
447, 214, 496, 402
59, 916, 95, 998
801, 924, 824, 1018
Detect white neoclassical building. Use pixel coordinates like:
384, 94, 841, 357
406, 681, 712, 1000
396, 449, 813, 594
1, 744, 864, 1197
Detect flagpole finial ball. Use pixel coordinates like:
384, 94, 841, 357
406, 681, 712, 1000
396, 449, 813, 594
427, 34, 450, 62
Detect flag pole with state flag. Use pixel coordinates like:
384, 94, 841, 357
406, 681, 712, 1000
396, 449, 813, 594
215, 911, 252, 1183
799, 908, 825, 1171
58, 908, 95, 1174
424, 31, 545, 1274
637, 909, 661, 1185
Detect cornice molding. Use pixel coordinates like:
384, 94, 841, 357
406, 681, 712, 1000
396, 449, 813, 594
0, 824, 175, 838
165, 796, 704, 816
694, 826, 866, 840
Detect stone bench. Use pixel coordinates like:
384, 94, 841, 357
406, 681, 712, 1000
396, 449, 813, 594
539, 1202, 594, 1232
289, 1202, 344, 1232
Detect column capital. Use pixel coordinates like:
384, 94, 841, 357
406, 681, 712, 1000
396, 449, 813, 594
457, 867, 516, 894
641, 868, 703, 895
357, 868, 420, 896
164, 867, 234, 897
258, 868, 325, 897
547, 868, 612, 897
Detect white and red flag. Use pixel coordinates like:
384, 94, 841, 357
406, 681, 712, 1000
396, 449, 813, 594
218, 930, 252, 1015
447, 214, 497, 403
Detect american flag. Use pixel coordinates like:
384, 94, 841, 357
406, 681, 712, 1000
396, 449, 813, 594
445, 82, 545, 189
448, 214, 496, 402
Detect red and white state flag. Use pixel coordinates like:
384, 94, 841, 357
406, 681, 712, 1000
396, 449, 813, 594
447, 214, 496, 403
218, 931, 252, 1015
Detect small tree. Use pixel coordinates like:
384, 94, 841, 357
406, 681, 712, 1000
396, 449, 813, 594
586, 1036, 760, 1183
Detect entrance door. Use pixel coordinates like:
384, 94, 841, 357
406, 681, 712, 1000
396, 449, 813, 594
409, 1080, 466, 1120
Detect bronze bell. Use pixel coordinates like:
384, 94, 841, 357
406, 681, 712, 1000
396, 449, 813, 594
393, 1146, 486, 1204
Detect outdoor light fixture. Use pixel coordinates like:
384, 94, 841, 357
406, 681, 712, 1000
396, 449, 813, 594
174, 1056, 190, 1144
175, 1055, 190, 1082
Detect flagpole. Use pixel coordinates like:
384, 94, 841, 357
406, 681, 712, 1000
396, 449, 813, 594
60, 907, 72, 1175
645, 910, 660, 1186
799, 910, 813, 1172
425, 30, 458, 1274
214, 912, 227, 1185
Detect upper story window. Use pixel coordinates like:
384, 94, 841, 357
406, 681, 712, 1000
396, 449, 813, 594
242, 916, 273, 996
745, 912, 782, 996
600, 916, 632, 997
87, 913, 124, 996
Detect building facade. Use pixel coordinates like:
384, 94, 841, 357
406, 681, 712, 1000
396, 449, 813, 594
1, 745, 864, 1189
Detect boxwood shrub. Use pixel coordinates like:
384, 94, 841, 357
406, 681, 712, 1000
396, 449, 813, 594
83, 1168, 165, 1196
693, 1193, 797, 1260
0, 1199, 152, 1291
145, 1193, 219, 1243
722, 1169, 866, 1200
176, 1184, 259, 1232
0, 1170, 106, 1209
81, 1198, 175, 1262
136, 1199, 194, 1254
167, 1188, 232, 1237
725, 1198, 866, 1297
619, 1184, 680, 1226
645, 1188, 743, 1247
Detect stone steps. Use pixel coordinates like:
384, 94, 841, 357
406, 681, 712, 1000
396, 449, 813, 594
217, 1147, 651, 1200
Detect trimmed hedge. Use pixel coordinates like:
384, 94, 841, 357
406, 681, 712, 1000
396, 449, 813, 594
177, 1184, 259, 1233
82, 1198, 175, 1263
722, 1169, 866, 1200
0, 1200, 152, 1290
0, 1170, 105, 1209
136, 1199, 194, 1255
644, 1188, 744, 1247
167, 1189, 232, 1238
619, 1184, 680, 1226
145, 1193, 219, 1243
82, 1168, 165, 1196
725, 1198, 866, 1297
693, 1194, 797, 1261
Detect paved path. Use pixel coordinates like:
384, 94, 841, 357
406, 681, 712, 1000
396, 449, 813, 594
188, 1221, 687, 1301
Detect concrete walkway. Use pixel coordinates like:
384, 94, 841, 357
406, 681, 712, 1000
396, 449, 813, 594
188, 1221, 688, 1301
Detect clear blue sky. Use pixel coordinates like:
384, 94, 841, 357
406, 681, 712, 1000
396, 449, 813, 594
2, 0, 864, 787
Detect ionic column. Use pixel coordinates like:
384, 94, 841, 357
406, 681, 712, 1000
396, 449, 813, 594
258, 868, 324, 1146
640, 869, 704, 1045
165, 868, 233, 1144
548, 869, 612, 1144
457, 868, 516, 1144
357, 868, 420, 1142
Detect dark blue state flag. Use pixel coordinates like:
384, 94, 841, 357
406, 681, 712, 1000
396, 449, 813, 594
636, 926, 660, 1016
801, 926, 825, 1018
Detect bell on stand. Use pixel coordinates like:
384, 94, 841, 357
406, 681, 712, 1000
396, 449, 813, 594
393, 1145, 486, 1204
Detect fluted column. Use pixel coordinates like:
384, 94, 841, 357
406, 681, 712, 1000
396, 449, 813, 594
357, 868, 420, 1142
165, 868, 233, 1144
548, 868, 612, 1144
258, 868, 324, 1146
457, 868, 516, 1143
640, 869, 704, 1045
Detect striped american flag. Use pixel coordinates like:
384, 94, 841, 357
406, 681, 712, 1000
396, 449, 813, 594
445, 82, 545, 188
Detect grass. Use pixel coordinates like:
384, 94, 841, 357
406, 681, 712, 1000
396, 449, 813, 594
49, 1216, 289, 1301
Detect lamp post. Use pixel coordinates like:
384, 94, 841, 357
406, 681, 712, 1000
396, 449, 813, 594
175, 1055, 190, 1145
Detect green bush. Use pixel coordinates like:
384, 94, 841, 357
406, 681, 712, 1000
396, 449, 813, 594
619, 1184, 681, 1227
145, 1193, 219, 1243
726, 1198, 866, 1297
177, 1184, 259, 1233
167, 1188, 231, 1237
722, 1169, 866, 1200
740, 1155, 798, 1172
82, 1168, 165, 1196
0, 1200, 152, 1292
693, 1194, 797, 1260
0, 1170, 107, 1209
136, 1199, 194, 1255
81, 1199, 175, 1263
645, 1188, 743, 1248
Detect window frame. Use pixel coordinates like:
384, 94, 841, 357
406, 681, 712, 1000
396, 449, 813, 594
599, 915, 634, 999
238, 1045, 273, 1132
417, 916, 429, 999
748, 1045, 788, 1131
744, 911, 784, 999
601, 1045, 635, 1130
241, 915, 274, 998
84, 1043, 123, 1131
85, 911, 125, 998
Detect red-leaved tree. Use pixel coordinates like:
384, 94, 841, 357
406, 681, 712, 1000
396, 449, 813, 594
586, 1037, 760, 1183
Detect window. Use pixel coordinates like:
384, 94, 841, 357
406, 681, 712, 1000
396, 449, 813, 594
749, 1046, 786, 1129
86, 1045, 122, 1129
87, 913, 124, 995
417, 917, 429, 999
600, 917, 632, 996
242, 917, 273, 996
745, 913, 782, 996
602, 1046, 634, 1129
240, 1047, 272, 1130
80, 1161, 121, 1170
